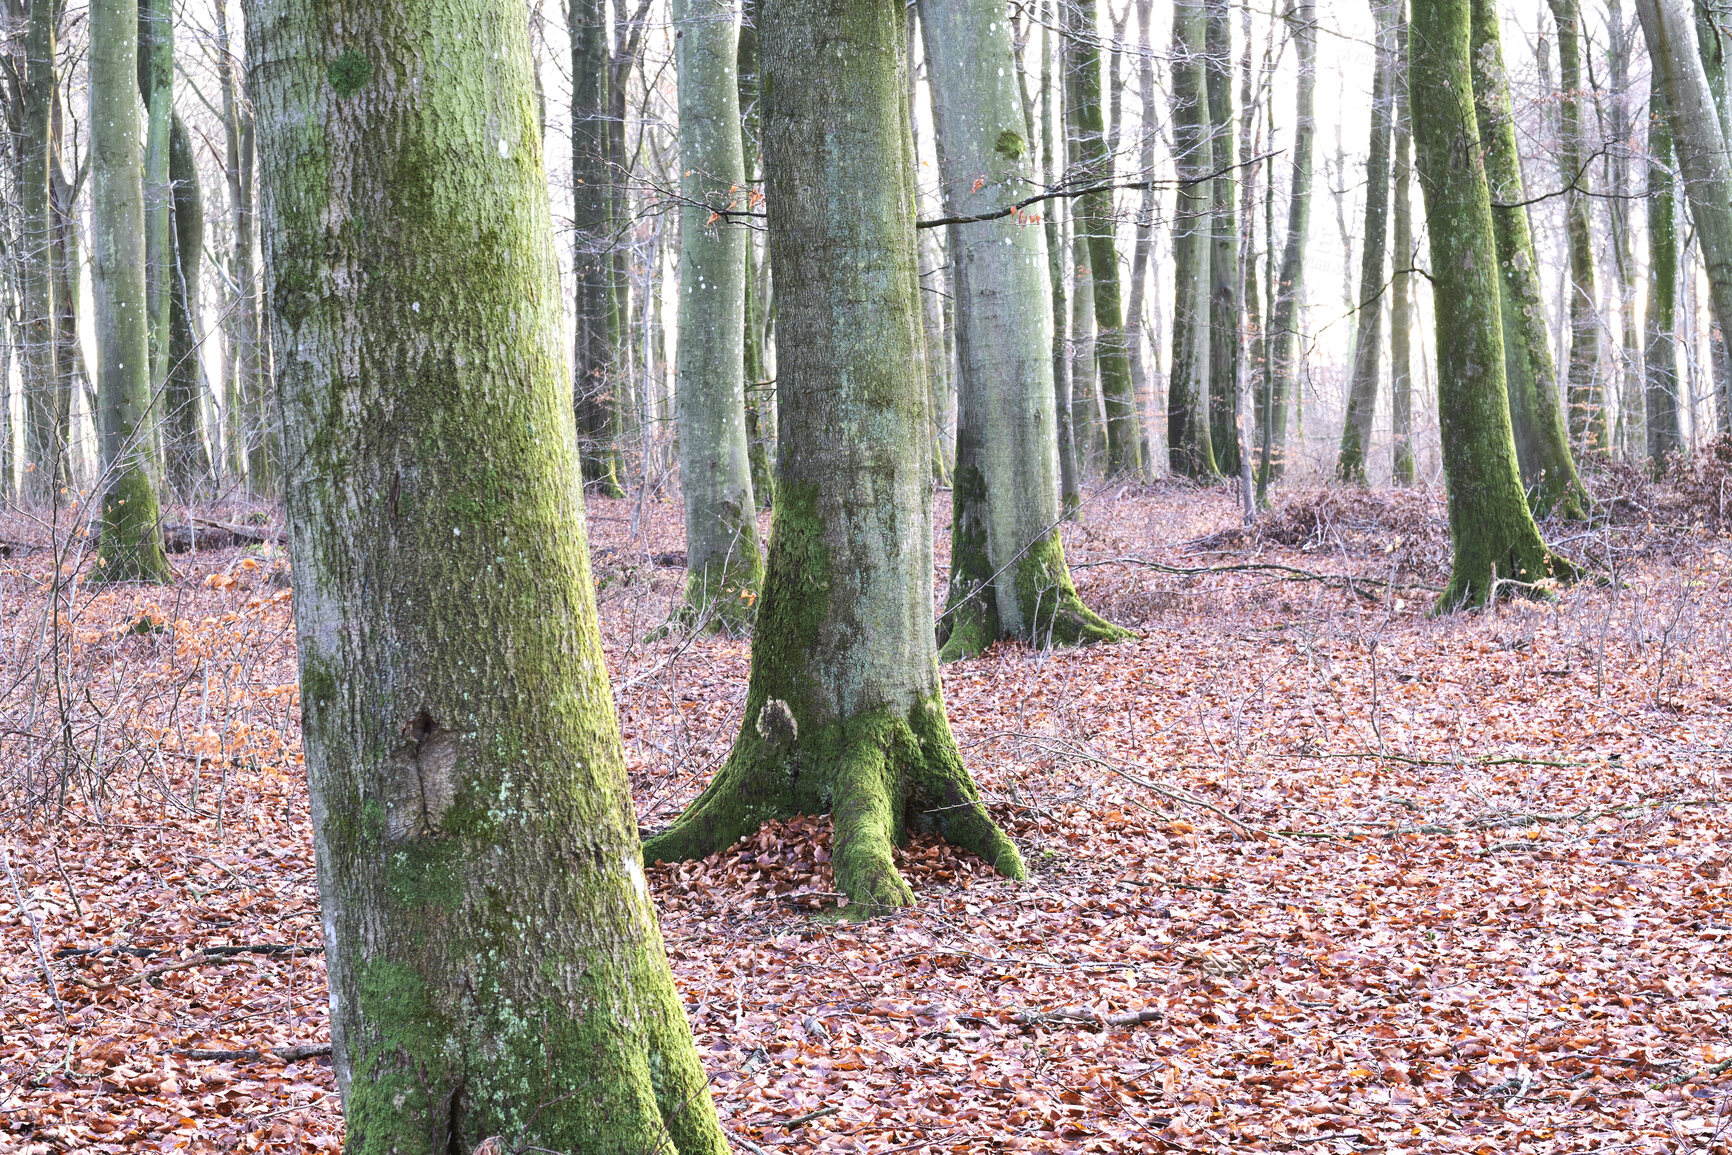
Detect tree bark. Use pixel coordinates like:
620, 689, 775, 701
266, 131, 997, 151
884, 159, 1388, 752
165, 115, 213, 490
920, 0, 1127, 663
1065, 0, 1141, 476
675, 0, 763, 629
1390, 1, 1416, 486
1469, 0, 1586, 517
1694, 0, 1732, 430
250, 0, 728, 1145
1167, 0, 1217, 478
1638, 0, 1732, 445
1256, 0, 1315, 501
1410, 0, 1575, 610
738, 13, 777, 508
139, 0, 173, 451
1205, 0, 1240, 476
1040, 0, 1081, 512
1548, 0, 1605, 454
1606, 0, 1644, 459
216, 0, 269, 490
571, 0, 626, 496
19, 0, 63, 501
91, 0, 170, 583
643, 0, 1025, 911
1646, 74, 1682, 464
1125, 0, 1160, 480
1336, 0, 1397, 483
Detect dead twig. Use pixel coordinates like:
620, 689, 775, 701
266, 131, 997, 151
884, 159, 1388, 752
3, 841, 65, 1025
178, 1043, 332, 1063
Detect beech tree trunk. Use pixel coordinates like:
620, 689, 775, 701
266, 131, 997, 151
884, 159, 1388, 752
1205, 0, 1240, 476
1167, 0, 1218, 478
139, 0, 173, 439
1646, 75, 1682, 464
1549, 0, 1605, 453
1694, 0, 1732, 427
1607, 0, 1644, 458
738, 15, 777, 508
1336, 0, 1397, 483
1125, 0, 1160, 480
92, 0, 170, 583
165, 115, 213, 490
250, 0, 728, 1146
1637, 0, 1732, 444
1065, 0, 1141, 476
19, 0, 63, 501
1469, 0, 1586, 517
571, 0, 626, 496
643, 0, 1025, 911
1390, 1, 1416, 487
1257, 0, 1314, 500
216, 0, 269, 488
1041, 0, 1081, 512
675, 0, 763, 628
920, 0, 1127, 663
1410, 0, 1575, 610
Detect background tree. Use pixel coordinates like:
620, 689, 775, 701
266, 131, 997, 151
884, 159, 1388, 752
1040, 0, 1081, 512
1124, 0, 1161, 480
1390, 0, 1415, 486
1547, 0, 1605, 454
1168, 0, 1218, 478
1410, 0, 1574, 609
1335, 0, 1396, 483
18, 0, 63, 500
643, 0, 1025, 910
1256, 0, 1315, 501
738, 11, 777, 508
216, 0, 269, 488
1469, 0, 1586, 517
921, 0, 1127, 663
1205, 0, 1240, 476
250, 0, 729, 1144
675, 0, 763, 629
1645, 75, 1682, 465
165, 117, 212, 488
91, 0, 170, 583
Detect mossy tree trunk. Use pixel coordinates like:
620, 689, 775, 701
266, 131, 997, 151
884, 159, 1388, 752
249, 0, 729, 1147
571, 0, 626, 496
1410, 0, 1575, 610
19, 0, 64, 502
1204, 0, 1240, 477
1390, 2, 1416, 487
1336, 0, 1396, 484
1548, 0, 1605, 454
91, 0, 170, 583
1256, 0, 1314, 502
1645, 75, 1682, 465
1693, 0, 1732, 430
1064, 0, 1141, 477
920, 0, 1128, 664
165, 115, 213, 490
216, 0, 270, 489
643, 0, 1026, 912
139, 0, 173, 454
1637, 0, 1732, 445
738, 14, 777, 508
1167, 0, 1217, 479
1469, 0, 1586, 517
675, 0, 763, 629
1125, 0, 1161, 480
1040, 0, 1081, 512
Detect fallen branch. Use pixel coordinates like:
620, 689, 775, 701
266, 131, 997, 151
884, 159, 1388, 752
178, 1044, 332, 1063
1071, 555, 1441, 594
4, 841, 65, 1025
55, 942, 322, 960
1014, 1006, 1162, 1027
1651, 1057, 1732, 1089
1029, 736, 1271, 841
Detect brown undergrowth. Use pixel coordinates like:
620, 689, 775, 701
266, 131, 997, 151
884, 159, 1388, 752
0, 484, 1728, 1153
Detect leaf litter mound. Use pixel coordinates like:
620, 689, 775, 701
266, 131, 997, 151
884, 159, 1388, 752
1, 485, 1728, 1154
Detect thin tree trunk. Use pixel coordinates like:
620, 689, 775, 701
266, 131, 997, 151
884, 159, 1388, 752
139, 0, 173, 455
921, 0, 1128, 663
1167, 0, 1218, 478
250, 0, 729, 1144
1549, 0, 1606, 454
1041, 0, 1081, 512
1471, 0, 1586, 516
1637, 0, 1732, 445
91, 0, 169, 582
738, 12, 776, 508
1410, 0, 1575, 609
1646, 74, 1682, 464
644, 0, 1025, 910
571, 0, 626, 495
1205, 0, 1240, 476
1390, 0, 1416, 486
1336, 0, 1397, 483
1695, 0, 1732, 427
1606, 0, 1644, 458
675, 0, 763, 629
165, 114, 212, 489
1125, 0, 1159, 480
1066, 0, 1141, 476
216, 0, 268, 490
19, 0, 62, 501
1256, 0, 1315, 501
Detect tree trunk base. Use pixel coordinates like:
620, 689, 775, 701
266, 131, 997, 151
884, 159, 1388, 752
642, 694, 1025, 912
1436, 534, 1579, 612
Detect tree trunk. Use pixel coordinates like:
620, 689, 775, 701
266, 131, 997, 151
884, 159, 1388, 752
1390, 0, 1416, 486
1125, 0, 1160, 480
1694, 0, 1732, 429
643, 0, 1025, 911
1638, 0, 1732, 444
571, 0, 626, 496
738, 13, 777, 508
165, 114, 213, 490
1256, 0, 1315, 501
1606, 0, 1644, 459
1410, 0, 1575, 610
1041, 0, 1081, 512
1470, 0, 1586, 516
1549, 0, 1605, 454
216, 0, 269, 490
1336, 0, 1397, 483
91, 0, 170, 583
675, 0, 763, 629
1205, 0, 1240, 477
921, 0, 1127, 663
1167, 0, 1218, 478
250, 0, 728, 1145
139, 0, 173, 453
1646, 75, 1682, 464
1065, 0, 1141, 477
19, 0, 63, 502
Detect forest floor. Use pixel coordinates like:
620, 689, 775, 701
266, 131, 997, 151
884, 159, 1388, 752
0, 476, 1729, 1154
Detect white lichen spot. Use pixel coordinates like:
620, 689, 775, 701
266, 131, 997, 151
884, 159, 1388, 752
411, 301, 421, 313
498, 138, 510, 159
624, 852, 651, 906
